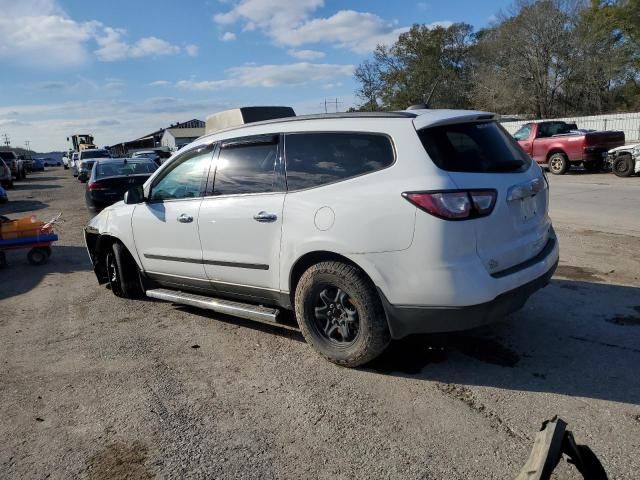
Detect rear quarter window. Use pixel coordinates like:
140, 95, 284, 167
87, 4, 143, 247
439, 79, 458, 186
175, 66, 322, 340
284, 132, 394, 191
418, 121, 531, 173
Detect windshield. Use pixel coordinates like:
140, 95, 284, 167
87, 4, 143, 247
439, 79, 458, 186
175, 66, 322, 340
82, 150, 110, 159
418, 121, 531, 173
95, 160, 157, 178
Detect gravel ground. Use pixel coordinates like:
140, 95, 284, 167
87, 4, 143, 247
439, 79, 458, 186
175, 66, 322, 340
1, 169, 639, 479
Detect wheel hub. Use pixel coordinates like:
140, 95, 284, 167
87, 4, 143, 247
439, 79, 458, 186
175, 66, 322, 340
314, 287, 359, 344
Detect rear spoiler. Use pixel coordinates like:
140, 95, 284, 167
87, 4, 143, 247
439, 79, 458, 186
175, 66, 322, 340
412, 110, 496, 131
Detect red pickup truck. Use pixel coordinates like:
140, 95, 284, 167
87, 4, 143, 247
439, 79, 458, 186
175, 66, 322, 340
512, 121, 625, 175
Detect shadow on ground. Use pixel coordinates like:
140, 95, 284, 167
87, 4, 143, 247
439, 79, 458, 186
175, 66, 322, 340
0, 199, 49, 214
365, 279, 640, 406
0, 245, 91, 300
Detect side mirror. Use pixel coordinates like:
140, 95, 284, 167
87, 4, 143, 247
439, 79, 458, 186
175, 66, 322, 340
124, 185, 145, 204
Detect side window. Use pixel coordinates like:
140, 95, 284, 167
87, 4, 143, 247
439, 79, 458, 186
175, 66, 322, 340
513, 125, 531, 141
284, 132, 394, 191
149, 145, 213, 201
213, 137, 278, 196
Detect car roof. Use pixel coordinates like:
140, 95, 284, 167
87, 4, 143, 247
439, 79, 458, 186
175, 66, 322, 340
196, 109, 496, 143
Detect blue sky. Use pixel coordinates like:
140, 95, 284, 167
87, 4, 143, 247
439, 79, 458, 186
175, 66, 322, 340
0, 0, 511, 151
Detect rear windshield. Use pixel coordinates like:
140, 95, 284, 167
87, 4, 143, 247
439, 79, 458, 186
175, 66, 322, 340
80, 160, 95, 169
95, 161, 157, 178
418, 121, 531, 173
82, 150, 110, 159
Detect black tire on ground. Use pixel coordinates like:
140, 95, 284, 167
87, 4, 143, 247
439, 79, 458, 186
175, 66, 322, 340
612, 154, 634, 177
583, 159, 603, 172
294, 261, 391, 367
64, 165, 69, 170
27, 247, 49, 266
548, 153, 569, 175
105, 242, 144, 299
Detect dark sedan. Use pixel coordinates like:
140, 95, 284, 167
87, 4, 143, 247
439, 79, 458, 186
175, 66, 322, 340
85, 158, 157, 212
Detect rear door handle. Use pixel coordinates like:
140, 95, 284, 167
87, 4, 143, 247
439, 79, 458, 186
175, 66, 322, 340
178, 213, 193, 223
253, 211, 277, 223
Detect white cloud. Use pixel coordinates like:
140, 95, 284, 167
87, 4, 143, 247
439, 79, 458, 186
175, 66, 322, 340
212, 1, 447, 53
274, 10, 409, 53
221, 32, 237, 42
185, 44, 199, 56
288, 49, 325, 60
0, 0, 99, 67
95, 28, 181, 61
177, 62, 354, 90
0, 0, 193, 66
148, 80, 172, 87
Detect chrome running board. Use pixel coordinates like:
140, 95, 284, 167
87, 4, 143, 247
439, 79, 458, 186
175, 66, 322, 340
146, 288, 279, 323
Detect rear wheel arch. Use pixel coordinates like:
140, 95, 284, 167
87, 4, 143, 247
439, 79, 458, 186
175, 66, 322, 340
289, 251, 379, 306
546, 149, 567, 163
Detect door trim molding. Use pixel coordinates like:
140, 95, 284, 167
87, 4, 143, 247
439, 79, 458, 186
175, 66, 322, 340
144, 253, 269, 270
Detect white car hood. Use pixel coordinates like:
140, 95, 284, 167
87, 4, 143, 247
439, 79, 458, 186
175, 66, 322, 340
609, 143, 640, 153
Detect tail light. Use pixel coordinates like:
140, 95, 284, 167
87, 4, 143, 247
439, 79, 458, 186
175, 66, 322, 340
402, 190, 497, 220
87, 182, 108, 191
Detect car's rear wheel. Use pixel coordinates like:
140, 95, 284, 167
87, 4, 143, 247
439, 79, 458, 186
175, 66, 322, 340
612, 154, 634, 177
548, 153, 569, 175
294, 261, 390, 367
105, 242, 144, 299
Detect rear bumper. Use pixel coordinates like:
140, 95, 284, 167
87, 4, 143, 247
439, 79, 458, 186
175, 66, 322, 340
380, 241, 558, 339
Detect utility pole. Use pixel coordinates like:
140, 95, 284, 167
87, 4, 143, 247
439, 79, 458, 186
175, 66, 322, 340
1, 133, 9, 148
24, 140, 30, 151
321, 97, 344, 113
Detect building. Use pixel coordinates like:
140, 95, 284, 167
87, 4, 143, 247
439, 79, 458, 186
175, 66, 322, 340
108, 119, 205, 156
161, 126, 206, 151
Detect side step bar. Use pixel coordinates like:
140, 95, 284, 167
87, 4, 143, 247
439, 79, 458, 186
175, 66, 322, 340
146, 288, 280, 324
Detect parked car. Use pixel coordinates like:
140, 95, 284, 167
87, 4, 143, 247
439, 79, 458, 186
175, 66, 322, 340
0, 159, 13, 189
77, 160, 96, 182
85, 109, 559, 367
0, 184, 7, 203
512, 121, 625, 175
31, 158, 46, 171
85, 158, 157, 211
42, 157, 61, 166
606, 143, 640, 177
130, 150, 161, 165
18, 154, 34, 172
0, 151, 26, 180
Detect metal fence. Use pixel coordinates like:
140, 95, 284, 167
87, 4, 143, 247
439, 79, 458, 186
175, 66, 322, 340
500, 112, 640, 143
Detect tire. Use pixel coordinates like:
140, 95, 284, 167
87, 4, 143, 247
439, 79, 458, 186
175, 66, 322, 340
64, 165, 69, 170
583, 159, 603, 172
612, 154, 634, 177
27, 247, 49, 266
105, 242, 144, 299
548, 153, 569, 175
294, 261, 390, 367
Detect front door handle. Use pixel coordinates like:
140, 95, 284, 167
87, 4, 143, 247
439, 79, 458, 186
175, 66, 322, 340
178, 213, 193, 223
253, 211, 277, 223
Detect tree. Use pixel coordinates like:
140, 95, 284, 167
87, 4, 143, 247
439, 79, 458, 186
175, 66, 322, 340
353, 23, 475, 111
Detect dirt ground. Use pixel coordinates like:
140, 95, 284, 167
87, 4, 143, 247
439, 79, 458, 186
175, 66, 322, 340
1, 169, 639, 479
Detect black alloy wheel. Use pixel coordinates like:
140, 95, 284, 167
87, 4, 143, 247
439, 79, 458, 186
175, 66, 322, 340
314, 286, 360, 345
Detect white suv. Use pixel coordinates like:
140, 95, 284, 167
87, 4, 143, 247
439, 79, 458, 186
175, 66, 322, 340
85, 109, 558, 366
